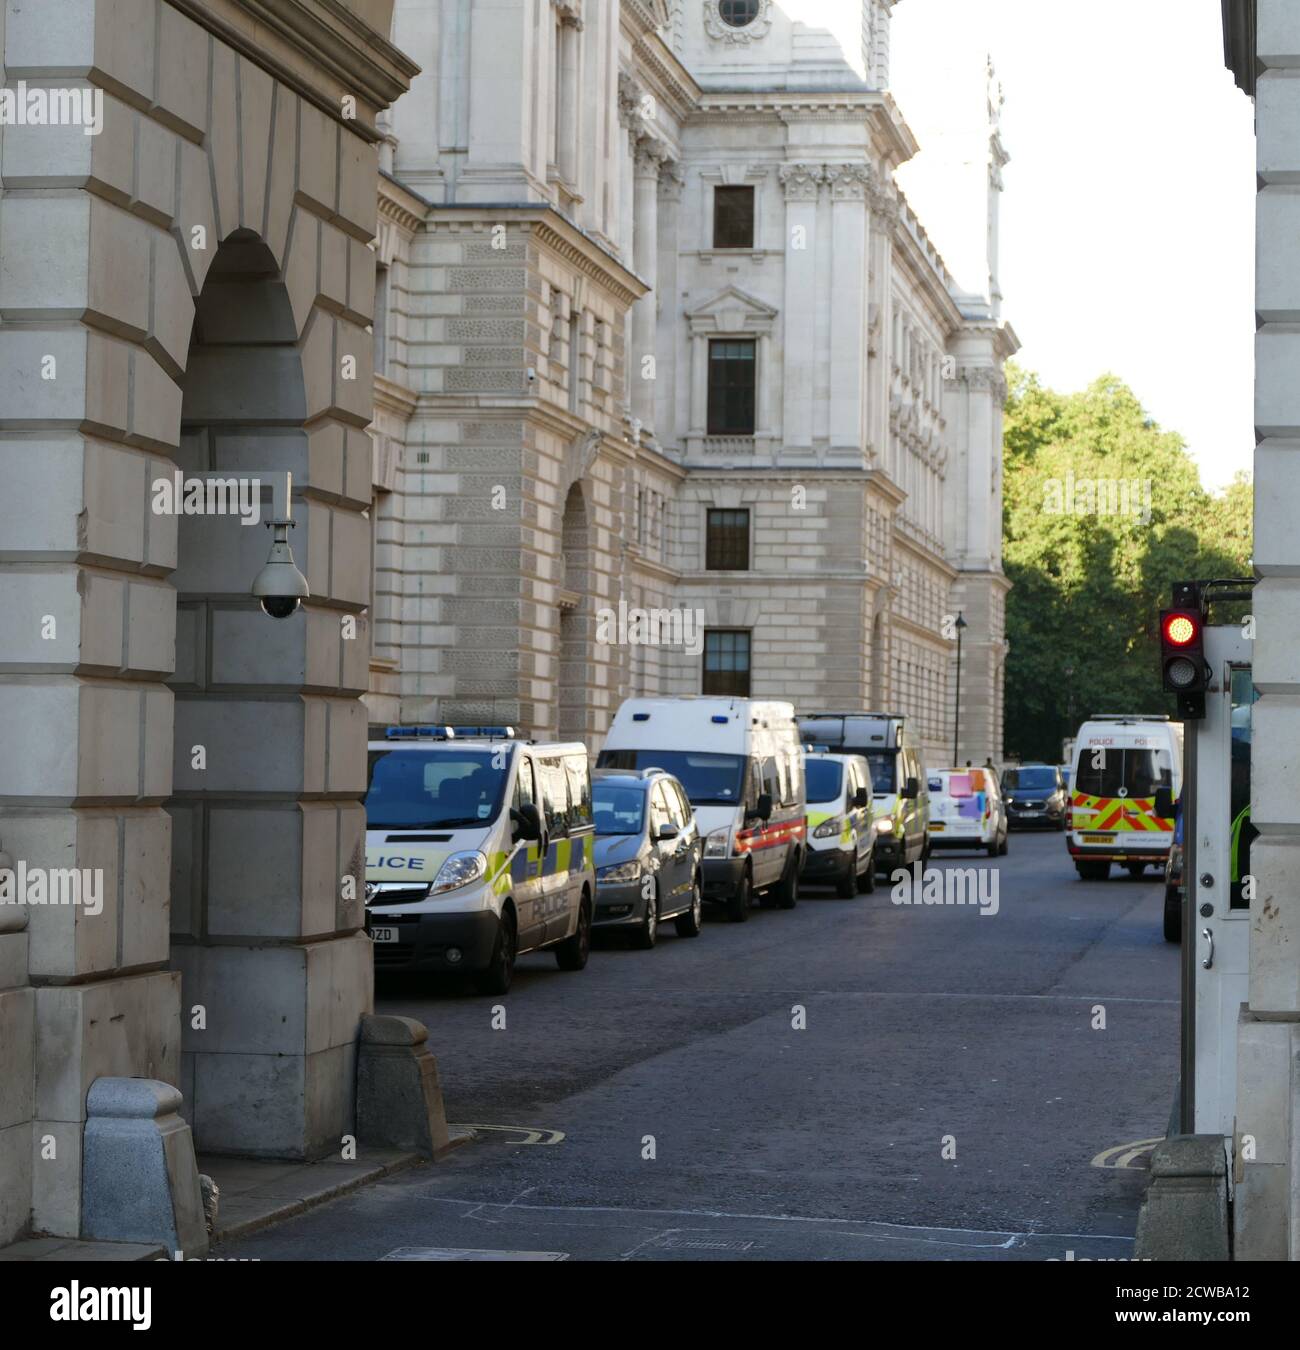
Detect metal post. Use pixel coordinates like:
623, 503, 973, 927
953, 612, 967, 766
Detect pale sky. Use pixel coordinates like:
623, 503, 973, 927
792, 0, 1258, 491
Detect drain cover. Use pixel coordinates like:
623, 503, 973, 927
652, 1237, 759, 1252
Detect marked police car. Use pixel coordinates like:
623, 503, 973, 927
800, 751, 876, 897
364, 727, 596, 995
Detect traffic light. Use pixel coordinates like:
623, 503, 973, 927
1160, 605, 1207, 719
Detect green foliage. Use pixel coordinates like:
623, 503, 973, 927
1002, 366, 1253, 762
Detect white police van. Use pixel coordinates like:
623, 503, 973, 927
598, 697, 806, 922
801, 751, 876, 897
364, 727, 596, 994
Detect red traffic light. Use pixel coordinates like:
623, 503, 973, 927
1162, 611, 1199, 647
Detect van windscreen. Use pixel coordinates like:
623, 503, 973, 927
597, 750, 746, 805
1073, 749, 1171, 799
865, 751, 897, 794
805, 759, 843, 805
365, 749, 508, 830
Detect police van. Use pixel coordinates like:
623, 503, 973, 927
1067, 715, 1183, 881
801, 751, 876, 896
796, 712, 930, 875
364, 727, 596, 994
598, 697, 806, 922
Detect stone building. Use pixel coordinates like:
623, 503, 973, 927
0, 0, 413, 1246
369, 0, 1017, 768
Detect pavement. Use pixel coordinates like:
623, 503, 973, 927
217, 831, 1180, 1261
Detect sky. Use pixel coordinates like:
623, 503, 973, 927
790, 0, 1258, 491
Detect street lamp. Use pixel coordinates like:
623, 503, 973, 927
952, 611, 968, 766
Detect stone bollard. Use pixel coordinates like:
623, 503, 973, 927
1134, 1135, 1231, 1261
356, 1015, 452, 1158
81, 1078, 208, 1260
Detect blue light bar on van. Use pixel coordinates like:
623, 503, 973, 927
633, 713, 650, 722
451, 726, 516, 738
711, 715, 728, 723
386, 726, 456, 740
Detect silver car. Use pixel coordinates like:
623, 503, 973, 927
592, 769, 704, 949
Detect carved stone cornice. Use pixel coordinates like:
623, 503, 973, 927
868, 181, 901, 224
778, 162, 825, 202
960, 365, 1009, 406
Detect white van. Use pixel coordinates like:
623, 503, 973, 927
598, 697, 806, 922
1068, 715, 1183, 880
801, 751, 876, 896
364, 727, 596, 994
796, 712, 930, 875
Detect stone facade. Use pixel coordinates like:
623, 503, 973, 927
1223, 0, 1300, 1262
372, 0, 1016, 769
0, 0, 413, 1244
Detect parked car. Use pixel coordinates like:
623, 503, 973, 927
599, 697, 805, 922
796, 712, 930, 875
364, 727, 595, 994
927, 768, 1008, 857
1163, 795, 1184, 943
801, 752, 876, 897
591, 768, 704, 947
1001, 762, 1069, 830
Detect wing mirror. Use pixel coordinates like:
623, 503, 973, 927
656, 823, 679, 842
1154, 787, 1175, 820
901, 777, 919, 800
750, 792, 773, 823
511, 802, 542, 842
853, 787, 870, 809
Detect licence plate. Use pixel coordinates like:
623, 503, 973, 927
1082, 833, 1113, 844
929, 823, 946, 831
370, 926, 399, 944
1019, 811, 1043, 818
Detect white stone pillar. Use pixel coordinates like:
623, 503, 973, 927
779, 163, 825, 454
1233, 0, 1300, 1261
826, 164, 872, 456
556, 10, 582, 194
657, 160, 685, 444
632, 136, 665, 430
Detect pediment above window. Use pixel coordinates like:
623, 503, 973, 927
686, 285, 778, 336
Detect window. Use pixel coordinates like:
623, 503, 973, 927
364, 749, 508, 830
513, 756, 536, 814
537, 758, 572, 837
707, 340, 756, 435
713, 186, 754, 249
705, 508, 750, 571
649, 785, 675, 837
719, 0, 760, 26
703, 629, 751, 696
564, 754, 593, 829
671, 781, 694, 826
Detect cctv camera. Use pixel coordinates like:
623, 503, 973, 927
252, 521, 310, 620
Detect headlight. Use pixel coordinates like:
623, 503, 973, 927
597, 860, 642, 884
874, 818, 895, 834
430, 851, 488, 896
704, 828, 731, 858
813, 817, 843, 840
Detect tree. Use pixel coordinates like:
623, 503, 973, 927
1001, 366, 1252, 762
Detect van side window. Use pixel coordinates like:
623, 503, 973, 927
564, 755, 592, 829
760, 756, 780, 805
649, 784, 674, 837
784, 749, 802, 805
744, 759, 762, 811
538, 758, 571, 837
513, 756, 536, 814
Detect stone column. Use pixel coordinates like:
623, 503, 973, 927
657, 160, 685, 443
825, 164, 872, 457
632, 137, 666, 431
1233, 0, 1300, 1261
556, 7, 583, 194
779, 163, 825, 454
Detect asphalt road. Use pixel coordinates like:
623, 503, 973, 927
220, 831, 1180, 1261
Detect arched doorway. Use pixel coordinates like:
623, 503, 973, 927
558, 483, 592, 745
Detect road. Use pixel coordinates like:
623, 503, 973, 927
220, 831, 1180, 1261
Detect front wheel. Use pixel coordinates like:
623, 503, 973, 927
726, 867, 752, 923
856, 851, 876, 893
999, 831, 1009, 856
675, 877, 704, 938
985, 836, 999, 857
1163, 886, 1182, 943
630, 887, 658, 951
475, 912, 517, 996
835, 856, 857, 899
771, 851, 799, 909
555, 894, 592, 971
